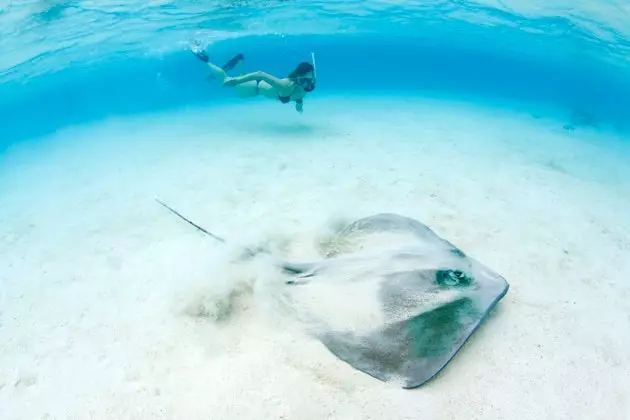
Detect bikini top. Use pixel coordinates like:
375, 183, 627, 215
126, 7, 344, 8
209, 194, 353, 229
278, 84, 300, 104
278, 95, 291, 103
278, 94, 303, 104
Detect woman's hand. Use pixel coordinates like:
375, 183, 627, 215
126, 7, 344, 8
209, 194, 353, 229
222, 76, 241, 87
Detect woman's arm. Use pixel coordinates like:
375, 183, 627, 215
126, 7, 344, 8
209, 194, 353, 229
224, 71, 289, 89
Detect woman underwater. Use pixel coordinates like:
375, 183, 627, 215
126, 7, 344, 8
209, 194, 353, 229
191, 43, 317, 113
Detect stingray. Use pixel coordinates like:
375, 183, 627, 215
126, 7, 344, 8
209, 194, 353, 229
156, 199, 509, 388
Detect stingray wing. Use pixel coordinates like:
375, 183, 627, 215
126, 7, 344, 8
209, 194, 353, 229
289, 214, 509, 388
319, 266, 508, 388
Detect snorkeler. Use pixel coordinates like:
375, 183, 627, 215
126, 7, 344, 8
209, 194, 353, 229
190, 42, 316, 113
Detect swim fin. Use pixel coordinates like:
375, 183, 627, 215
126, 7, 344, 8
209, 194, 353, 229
190, 42, 209, 63
222, 53, 244, 71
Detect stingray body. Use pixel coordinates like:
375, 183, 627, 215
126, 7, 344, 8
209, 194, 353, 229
157, 201, 509, 388
281, 213, 509, 388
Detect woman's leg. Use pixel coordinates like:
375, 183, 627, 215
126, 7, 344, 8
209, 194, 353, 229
191, 43, 228, 81
206, 61, 258, 97
191, 43, 259, 98
205, 61, 228, 82
205, 54, 244, 81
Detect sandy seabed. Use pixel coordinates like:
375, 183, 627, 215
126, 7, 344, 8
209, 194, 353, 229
1, 95, 629, 419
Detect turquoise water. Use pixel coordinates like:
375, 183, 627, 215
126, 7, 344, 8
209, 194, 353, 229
3, 2, 630, 418
1, 0, 630, 145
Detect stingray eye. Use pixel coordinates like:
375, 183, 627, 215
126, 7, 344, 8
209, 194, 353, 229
436, 269, 472, 287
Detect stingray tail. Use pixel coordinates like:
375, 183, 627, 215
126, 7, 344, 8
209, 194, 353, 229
155, 198, 311, 276
155, 198, 226, 243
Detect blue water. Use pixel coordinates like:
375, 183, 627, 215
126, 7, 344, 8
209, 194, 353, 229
1, 0, 630, 146
3, 3, 630, 416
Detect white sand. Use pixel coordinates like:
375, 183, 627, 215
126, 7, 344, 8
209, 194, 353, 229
1, 95, 630, 419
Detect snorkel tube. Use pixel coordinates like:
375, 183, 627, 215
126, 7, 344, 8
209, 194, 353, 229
303, 52, 317, 92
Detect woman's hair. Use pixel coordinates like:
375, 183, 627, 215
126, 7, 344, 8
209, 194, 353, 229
288, 62, 314, 79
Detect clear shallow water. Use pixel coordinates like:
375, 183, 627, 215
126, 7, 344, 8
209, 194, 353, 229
3, 3, 630, 418
2, 96, 630, 420
1, 0, 630, 146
